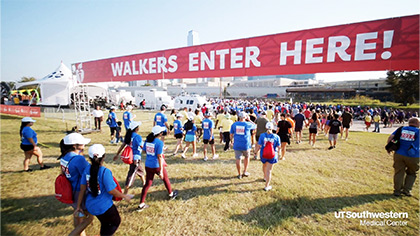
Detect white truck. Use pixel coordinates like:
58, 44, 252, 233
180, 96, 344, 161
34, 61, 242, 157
134, 89, 173, 110
174, 94, 207, 110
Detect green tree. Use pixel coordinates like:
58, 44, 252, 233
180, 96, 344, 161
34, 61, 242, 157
386, 70, 419, 105
19, 77, 36, 82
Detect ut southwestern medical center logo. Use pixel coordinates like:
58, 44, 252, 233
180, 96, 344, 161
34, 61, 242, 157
335, 211, 409, 227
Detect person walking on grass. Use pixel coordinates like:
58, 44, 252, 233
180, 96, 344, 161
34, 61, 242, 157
230, 111, 256, 179
293, 109, 305, 144
137, 126, 179, 212
308, 112, 321, 147
92, 106, 104, 131
202, 112, 218, 161
221, 113, 234, 152
108, 107, 119, 144
328, 114, 343, 150
181, 117, 198, 159
122, 105, 135, 132
373, 112, 381, 133
20, 117, 51, 172
113, 121, 146, 195
388, 118, 419, 197
340, 107, 353, 140
75, 144, 133, 236
276, 113, 291, 160
254, 122, 280, 191
254, 111, 269, 159
172, 113, 184, 156
58, 133, 92, 236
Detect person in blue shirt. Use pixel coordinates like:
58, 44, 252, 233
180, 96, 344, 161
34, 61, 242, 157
20, 117, 50, 172
58, 132, 92, 236
122, 105, 135, 131
108, 107, 119, 144
113, 121, 146, 195
137, 126, 178, 211
254, 122, 281, 191
153, 105, 171, 142
202, 112, 218, 161
172, 113, 184, 156
181, 117, 198, 159
76, 144, 132, 236
388, 118, 419, 197
230, 112, 256, 179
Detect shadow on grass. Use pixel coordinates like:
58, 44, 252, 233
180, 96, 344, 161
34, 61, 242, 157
1, 194, 73, 233
230, 193, 394, 229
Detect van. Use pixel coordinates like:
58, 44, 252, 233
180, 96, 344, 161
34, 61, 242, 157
174, 94, 206, 110
134, 89, 174, 110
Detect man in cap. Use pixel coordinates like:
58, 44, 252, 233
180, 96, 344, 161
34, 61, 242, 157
123, 105, 136, 132
202, 112, 218, 161
153, 105, 170, 142
230, 111, 256, 179
108, 106, 119, 144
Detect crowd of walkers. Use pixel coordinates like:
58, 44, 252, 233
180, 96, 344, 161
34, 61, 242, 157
18, 98, 418, 235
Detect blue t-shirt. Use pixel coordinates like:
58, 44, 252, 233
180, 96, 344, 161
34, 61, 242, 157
108, 112, 117, 127
394, 126, 419, 158
258, 133, 281, 159
202, 118, 214, 140
294, 113, 305, 129
131, 132, 143, 156
173, 119, 183, 135
230, 121, 256, 151
21, 126, 37, 145
154, 112, 168, 128
123, 111, 133, 129
60, 152, 89, 192
81, 166, 116, 216
184, 123, 197, 136
142, 138, 164, 168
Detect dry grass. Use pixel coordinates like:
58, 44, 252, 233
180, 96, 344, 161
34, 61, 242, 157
1, 111, 419, 236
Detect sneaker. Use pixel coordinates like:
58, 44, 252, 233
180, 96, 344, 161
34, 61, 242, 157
393, 191, 402, 197
136, 203, 149, 212
181, 154, 186, 159
264, 186, 272, 191
237, 175, 242, 179
40, 165, 51, 170
242, 172, 250, 177
401, 190, 412, 197
110, 140, 114, 144
169, 190, 178, 200
24, 168, 33, 172
192, 153, 198, 158
203, 156, 208, 161
328, 146, 334, 150
212, 154, 219, 160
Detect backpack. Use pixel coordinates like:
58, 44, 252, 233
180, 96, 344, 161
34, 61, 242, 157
106, 117, 112, 126
262, 140, 275, 159
120, 145, 133, 164
385, 126, 403, 153
55, 157, 76, 204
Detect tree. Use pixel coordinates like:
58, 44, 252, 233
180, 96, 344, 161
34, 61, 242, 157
386, 70, 419, 105
19, 77, 36, 82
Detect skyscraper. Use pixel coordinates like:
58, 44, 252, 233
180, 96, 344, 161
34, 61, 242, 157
187, 30, 200, 46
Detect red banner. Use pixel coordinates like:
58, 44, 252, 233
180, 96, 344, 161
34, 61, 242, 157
0, 105, 41, 117
73, 15, 419, 83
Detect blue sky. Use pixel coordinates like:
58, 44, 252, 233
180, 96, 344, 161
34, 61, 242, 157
1, 0, 419, 82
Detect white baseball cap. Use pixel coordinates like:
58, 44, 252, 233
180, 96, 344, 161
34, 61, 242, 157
152, 126, 166, 135
265, 122, 275, 130
22, 117, 36, 123
128, 121, 142, 130
63, 133, 91, 145
88, 144, 106, 158
176, 113, 183, 117
238, 111, 247, 118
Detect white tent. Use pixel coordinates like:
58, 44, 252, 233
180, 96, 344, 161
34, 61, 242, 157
15, 62, 75, 106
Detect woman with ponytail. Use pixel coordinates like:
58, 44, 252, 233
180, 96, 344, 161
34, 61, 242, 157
59, 133, 92, 236
76, 144, 133, 236
20, 117, 50, 171
137, 126, 178, 212
113, 121, 146, 194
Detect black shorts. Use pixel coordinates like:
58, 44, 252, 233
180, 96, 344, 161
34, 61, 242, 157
174, 133, 183, 139
110, 127, 117, 135
295, 127, 303, 132
169, 125, 174, 131
203, 139, 215, 145
21, 144, 34, 152
343, 123, 350, 129
309, 128, 317, 134
162, 130, 167, 136
279, 133, 290, 145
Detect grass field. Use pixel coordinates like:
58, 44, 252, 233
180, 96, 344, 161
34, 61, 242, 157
1, 111, 419, 236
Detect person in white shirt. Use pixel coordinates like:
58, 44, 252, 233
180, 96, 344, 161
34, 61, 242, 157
92, 106, 104, 131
